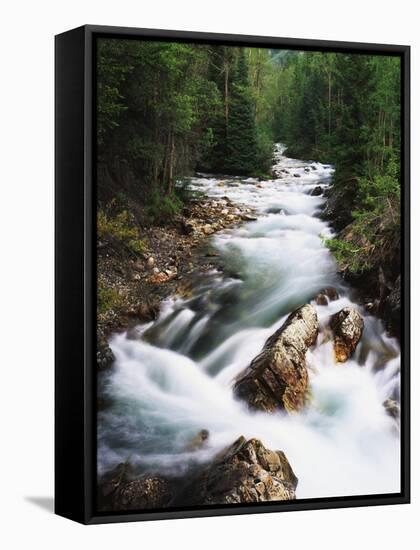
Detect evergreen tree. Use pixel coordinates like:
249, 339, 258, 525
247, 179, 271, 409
225, 50, 259, 175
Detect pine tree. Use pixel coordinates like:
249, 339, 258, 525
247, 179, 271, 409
225, 50, 259, 175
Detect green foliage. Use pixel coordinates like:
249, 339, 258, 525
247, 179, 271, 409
273, 51, 401, 278
97, 39, 134, 146
325, 160, 400, 275
97, 280, 123, 314
224, 51, 260, 174
146, 191, 183, 225
97, 208, 148, 254
324, 237, 364, 273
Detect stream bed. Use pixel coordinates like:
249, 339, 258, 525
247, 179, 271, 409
98, 145, 400, 499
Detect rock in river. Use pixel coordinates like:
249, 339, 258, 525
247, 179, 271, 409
330, 307, 364, 362
174, 436, 297, 505
233, 304, 319, 413
310, 185, 323, 196
97, 329, 115, 370
113, 476, 173, 511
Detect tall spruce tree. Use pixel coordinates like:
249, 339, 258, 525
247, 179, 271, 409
225, 50, 259, 175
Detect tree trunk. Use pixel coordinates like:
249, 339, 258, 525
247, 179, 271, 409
167, 128, 175, 195
224, 61, 229, 123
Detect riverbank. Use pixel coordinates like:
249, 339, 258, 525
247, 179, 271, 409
320, 184, 401, 338
97, 193, 256, 369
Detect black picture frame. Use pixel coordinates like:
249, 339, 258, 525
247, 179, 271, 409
55, 24, 410, 525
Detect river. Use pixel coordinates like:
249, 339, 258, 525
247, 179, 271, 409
98, 144, 400, 500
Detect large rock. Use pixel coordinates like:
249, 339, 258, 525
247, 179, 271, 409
113, 476, 173, 511
97, 329, 115, 370
98, 462, 174, 512
330, 307, 364, 362
174, 437, 297, 505
383, 398, 400, 420
233, 304, 319, 413
310, 185, 323, 196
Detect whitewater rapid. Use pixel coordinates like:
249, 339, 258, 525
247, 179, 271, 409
98, 145, 400, 499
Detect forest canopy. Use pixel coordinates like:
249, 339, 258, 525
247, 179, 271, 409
97, 39, 401, 286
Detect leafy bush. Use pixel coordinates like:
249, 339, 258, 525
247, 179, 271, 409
323, 237, 364, 273
97, 208, 148, 254
146, 191, 183, 224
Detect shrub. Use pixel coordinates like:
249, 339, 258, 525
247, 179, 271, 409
97, 208, 148, 254
146, 191, 183, 224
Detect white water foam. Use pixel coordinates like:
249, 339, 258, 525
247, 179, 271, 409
98, 144, 400, 499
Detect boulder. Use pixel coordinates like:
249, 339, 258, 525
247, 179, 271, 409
137, 300, 160, 321
324, 287, 339, 301
97, 330, 115, 370
175, 436, 297, 505
330, 307, 364, 362
233, 304, 319, 412
313, 287, 339, 306
113, 475, 173, 511
314, 293, 328, 306
310, 186, 323, 196
383, 398, 400, 420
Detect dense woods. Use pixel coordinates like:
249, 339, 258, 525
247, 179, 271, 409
97, 39, 402, 329
97, 40, 274, 218
271, 51, 401, 295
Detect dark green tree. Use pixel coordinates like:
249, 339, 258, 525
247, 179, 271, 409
225, 50, 259, 175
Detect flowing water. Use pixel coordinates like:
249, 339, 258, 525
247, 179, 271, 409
98, 145, 401, 500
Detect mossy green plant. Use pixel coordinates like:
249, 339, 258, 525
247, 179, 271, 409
97, 208, 148, 255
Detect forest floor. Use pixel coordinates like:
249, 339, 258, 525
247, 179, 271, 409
97, 193, 256, 369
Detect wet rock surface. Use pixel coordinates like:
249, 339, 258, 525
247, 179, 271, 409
313, 287, 339, 306
330, 307, 364, 362
233, 304, 319, 412
383, 398, 400, 420
174, 436, 297, 505
113, 476, 173, 511
97, 328, 115, 370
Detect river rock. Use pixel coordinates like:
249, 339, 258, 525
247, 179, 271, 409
146, 256, 155, 269
97, 329, 115, 370
311, 185, 323, 196
137, 300, 160, 321
383, 398, 400, 420
324, 287, 339, 301
175, 437, 297, 505
314, 292, 328, 306
313, 287, 339, 306
330, 307, 364, 362
149, 271, 170, 284
113, 475, 173, 511
233, 304, 319, 413
187, 429, 210, 451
